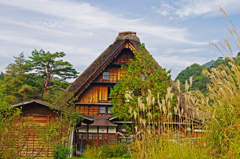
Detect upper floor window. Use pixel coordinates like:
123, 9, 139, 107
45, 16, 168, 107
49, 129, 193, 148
108, 107, 112, 114
103, 72, 110, 80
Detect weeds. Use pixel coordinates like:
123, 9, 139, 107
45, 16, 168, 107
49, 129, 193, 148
83, 143, 130, 159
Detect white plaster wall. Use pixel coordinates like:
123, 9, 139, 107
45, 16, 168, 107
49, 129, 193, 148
108, 127, 116, 133
88, 126, 98, 133
99, 126, 107, 133
78, 126, 87, 132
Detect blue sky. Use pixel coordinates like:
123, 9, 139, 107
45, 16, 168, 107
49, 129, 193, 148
1, 0, 240, 80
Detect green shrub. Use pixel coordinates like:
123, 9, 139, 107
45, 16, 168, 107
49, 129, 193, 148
83, 143, 130, 158
53, 143, 70, 159
112, 143, 129, 158
82, 144, 101, 158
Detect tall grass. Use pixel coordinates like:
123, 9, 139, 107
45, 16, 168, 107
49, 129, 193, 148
126, 85, 208, 159
128, 7, 240, 159
128, 62, 240, 158
82, 7, 240, 158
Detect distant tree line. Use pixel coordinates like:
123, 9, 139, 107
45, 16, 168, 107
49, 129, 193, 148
175, 52, 240, 95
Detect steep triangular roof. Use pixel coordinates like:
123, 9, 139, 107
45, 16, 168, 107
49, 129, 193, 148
67, 31, 197, 119
67, 31, 140, 97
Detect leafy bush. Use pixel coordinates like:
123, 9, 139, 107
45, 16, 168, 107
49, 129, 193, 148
82, 144, 101, 158
53, 143, 70, 159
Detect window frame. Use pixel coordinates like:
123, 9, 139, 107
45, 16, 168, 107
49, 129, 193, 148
99, 106, 106, 114
107, 107, 112, 114
102, 72, 110, 80
109, 134, 116, 144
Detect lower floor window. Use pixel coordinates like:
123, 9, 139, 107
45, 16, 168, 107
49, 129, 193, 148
108, 107, 112, 114
82, 134, 87, 139
99, 107, 105, 113
78, 133, 114, 143
89, 134, 92, 139
109, 134, 115, 144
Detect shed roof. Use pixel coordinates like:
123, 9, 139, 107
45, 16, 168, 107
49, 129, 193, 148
11, 98, 94, 121
82, 116, 117, 127
12, 98, 59, 110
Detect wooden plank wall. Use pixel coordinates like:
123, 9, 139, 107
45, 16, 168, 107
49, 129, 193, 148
75, 106, 112, 116
6, 104, 62, 157
18, 128, 55, 157
99, 87, 108, 101
95, 49, 134, 83
79, 87, 99, 103
0, 125, 62, 157
76, 106, 99, 116
95, 67, 125, 82
112, 49, 134, 65
79, 86, 109, 103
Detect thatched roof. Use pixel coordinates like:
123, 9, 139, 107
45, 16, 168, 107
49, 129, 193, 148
67, 31, 140, 97
67, 31, 197, 119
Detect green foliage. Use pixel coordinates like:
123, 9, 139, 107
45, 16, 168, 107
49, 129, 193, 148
210, 57, 224, 68
41, 90, 82, 156
53, 143, 70, 159
0, 83, 11, 115
1, 50, 78, 102
26, 49, 78, 96
175, 63, 209, 95
83, 143, 130, 159
176, 55, 240, 96
2, 53, 35, 103
132, 135, 208, 159
0, 108, 40, 159
43, 90, 82, 127
110, 44, 174, 122
0, 72, 4, 81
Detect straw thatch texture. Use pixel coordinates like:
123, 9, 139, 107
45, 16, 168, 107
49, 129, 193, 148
67, 32, 197, 119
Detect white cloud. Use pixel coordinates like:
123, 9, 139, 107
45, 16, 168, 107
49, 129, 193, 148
153, 0, 240, 18
0, 0, 208, 45
152, 3, 174, 16
0, 0, 216, 78
164, 48, 203, 54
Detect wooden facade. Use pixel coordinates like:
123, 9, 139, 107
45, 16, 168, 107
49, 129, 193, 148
68, 32, 139, 155
7, 31, 200, 157
74, 49, 134, 152
10, 99, 60, 157
66, 31, 199, 155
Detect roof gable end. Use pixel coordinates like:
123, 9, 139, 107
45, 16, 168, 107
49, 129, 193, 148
67, 32, 140, 97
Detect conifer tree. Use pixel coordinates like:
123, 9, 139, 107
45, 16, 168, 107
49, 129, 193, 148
26, 49, 78, 96
3, 53, 35, 103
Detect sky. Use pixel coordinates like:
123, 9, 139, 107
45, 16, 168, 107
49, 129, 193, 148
1, 0, 240, 80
